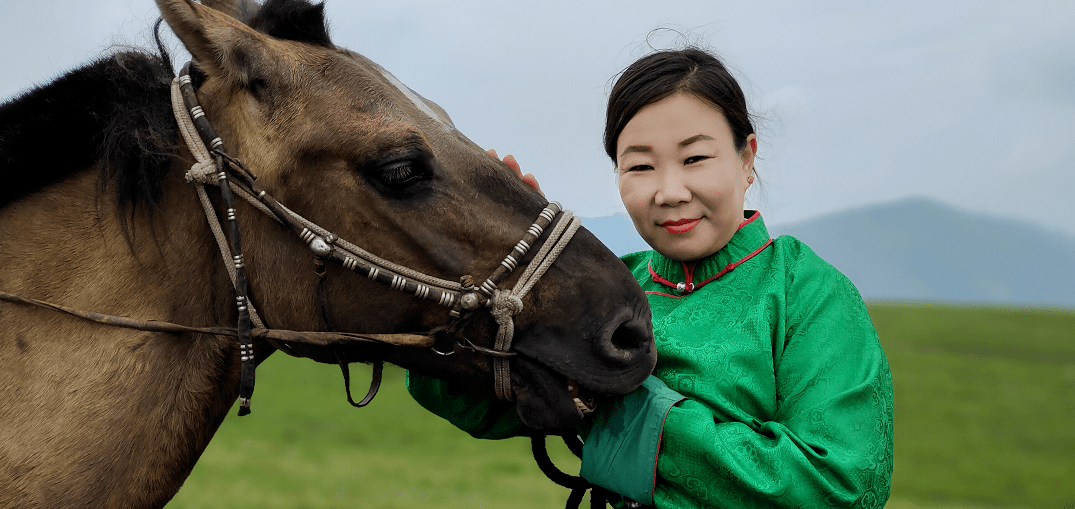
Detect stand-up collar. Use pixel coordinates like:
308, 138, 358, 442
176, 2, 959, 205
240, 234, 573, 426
647, 211, 772, 295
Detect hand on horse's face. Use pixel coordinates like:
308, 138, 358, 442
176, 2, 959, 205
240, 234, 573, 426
487, 148, 543, 196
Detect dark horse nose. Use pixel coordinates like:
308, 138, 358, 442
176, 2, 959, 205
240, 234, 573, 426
595, 301, 655, 368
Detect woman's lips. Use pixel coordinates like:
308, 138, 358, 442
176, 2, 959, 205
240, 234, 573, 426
661, 217, 701, 234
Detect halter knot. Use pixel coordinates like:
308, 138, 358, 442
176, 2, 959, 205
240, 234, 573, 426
490, 290, 524, 317
489, 289, 524, 401
185, 160, 218, 184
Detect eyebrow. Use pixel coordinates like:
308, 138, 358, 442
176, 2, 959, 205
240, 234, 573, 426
679, 134, 714, 147
618, 134, 716, 158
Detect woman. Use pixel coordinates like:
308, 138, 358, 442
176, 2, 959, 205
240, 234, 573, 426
408, 47, 893, 508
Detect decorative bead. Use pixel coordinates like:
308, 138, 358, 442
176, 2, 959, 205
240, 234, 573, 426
675, 282, 695, 293
309, 237, 332, 256
460, 292, 483, 310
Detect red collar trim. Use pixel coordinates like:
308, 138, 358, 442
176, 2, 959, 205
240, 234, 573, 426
647, 237, 773, 296
739, 210, 761, 229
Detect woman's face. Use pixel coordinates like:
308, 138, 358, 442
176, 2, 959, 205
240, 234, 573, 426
616, 92, 756, 262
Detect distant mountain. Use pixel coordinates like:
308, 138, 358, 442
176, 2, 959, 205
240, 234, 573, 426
581, 198, 1075, 309
579, 213, 650, 257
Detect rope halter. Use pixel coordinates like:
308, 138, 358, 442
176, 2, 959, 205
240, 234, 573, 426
171, 64, 581, 411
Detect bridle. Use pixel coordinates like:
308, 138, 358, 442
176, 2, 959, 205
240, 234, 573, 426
170, 63, 582, 414
173, 62, 610, 508
0, 60, 605, 507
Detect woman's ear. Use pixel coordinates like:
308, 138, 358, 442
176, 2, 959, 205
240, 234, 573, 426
741, 133, 758, 180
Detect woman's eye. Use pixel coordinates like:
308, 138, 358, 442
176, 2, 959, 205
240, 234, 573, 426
684, 155, 709, 165
624, 164, 652, 172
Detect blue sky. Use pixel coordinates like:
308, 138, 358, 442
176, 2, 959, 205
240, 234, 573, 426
3, 1, 1073, 236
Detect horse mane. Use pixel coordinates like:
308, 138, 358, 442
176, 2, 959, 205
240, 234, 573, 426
0, 51, 176, 214
0, 0, 332, 214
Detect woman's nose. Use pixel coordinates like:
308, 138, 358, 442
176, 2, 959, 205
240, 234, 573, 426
653, 169, 691, 206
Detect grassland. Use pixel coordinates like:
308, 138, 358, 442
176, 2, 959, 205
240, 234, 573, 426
166, 303, 1075, 508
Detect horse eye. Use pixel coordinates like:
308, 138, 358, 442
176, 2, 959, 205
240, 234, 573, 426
359, 146, 436, 196
379, 161, 420, 186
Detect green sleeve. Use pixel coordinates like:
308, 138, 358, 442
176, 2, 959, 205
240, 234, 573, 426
653, 268, 894, 508
405, 370, 526, 440
579, 376, 686, 506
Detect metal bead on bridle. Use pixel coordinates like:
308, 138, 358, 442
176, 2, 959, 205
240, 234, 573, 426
459, 292, 484, 311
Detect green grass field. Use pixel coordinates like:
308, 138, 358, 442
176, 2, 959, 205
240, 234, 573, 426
166, 303, 1075, 509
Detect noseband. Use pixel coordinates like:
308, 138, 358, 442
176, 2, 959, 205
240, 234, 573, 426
171, 64, 581, 413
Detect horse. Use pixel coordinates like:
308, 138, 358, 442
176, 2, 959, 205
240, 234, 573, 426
0, 0, 656, 507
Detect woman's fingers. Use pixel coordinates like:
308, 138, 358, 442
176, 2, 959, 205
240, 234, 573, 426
502, 154, 521, 174
487, 149, 543, 195
521, 173, 542, 195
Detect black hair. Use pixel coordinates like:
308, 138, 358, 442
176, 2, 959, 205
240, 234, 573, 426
242, 0, 332, 47
0, 51, 177, 215
603, 47, 755, 163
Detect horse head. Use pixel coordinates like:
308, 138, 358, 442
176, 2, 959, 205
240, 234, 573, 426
157, 0, 655, 430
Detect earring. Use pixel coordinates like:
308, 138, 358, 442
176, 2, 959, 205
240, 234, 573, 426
747, 175, 754, 184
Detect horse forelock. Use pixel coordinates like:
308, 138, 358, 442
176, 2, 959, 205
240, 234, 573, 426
0, 51, 177, 216
240, 0, 332, 48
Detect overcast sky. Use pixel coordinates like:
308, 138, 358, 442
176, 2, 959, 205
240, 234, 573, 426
3, 1, 1073, 236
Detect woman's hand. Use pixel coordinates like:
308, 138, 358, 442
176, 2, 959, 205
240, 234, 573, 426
488, 148, 543, 196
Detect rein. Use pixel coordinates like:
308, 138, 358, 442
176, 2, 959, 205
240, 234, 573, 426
0, 290, 431, 348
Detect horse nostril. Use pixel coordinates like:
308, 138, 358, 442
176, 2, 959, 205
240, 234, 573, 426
597, 315, 654, 364
610, 319, 646, 351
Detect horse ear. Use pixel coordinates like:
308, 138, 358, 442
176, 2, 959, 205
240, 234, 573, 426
155, 0, 270, 85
